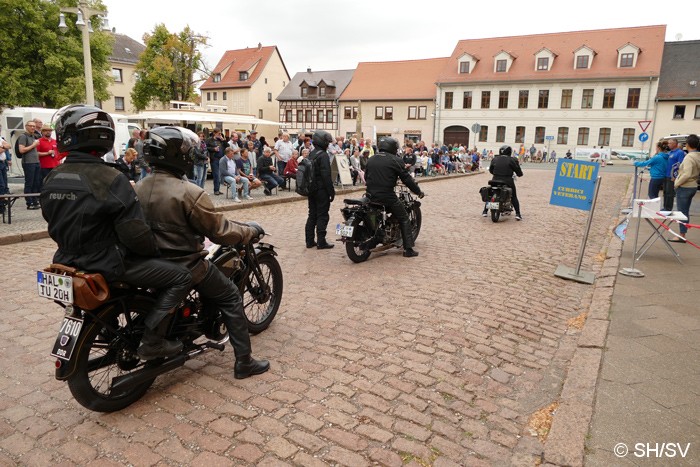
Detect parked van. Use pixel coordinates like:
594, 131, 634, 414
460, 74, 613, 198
660, 134, 689, 150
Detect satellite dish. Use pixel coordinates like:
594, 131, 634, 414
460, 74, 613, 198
675, 33, 683, 41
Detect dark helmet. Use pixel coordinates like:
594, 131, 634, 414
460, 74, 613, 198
378, 137, 400, 155
312, 130, 333, 150
52, 104, 115, 155
498, 145, 513, 157
144, 126, 199, 177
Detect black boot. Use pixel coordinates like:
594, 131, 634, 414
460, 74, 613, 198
137, 319, 183, 360
234, 355, 270, 379
403, 248, 419, 257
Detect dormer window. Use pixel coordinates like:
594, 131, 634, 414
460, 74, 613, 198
301, 87, 308, 97
493, 51, 514, 73
573, 45, 595, 70
213, 73, 221, 83
459, 61, 470, 73
576, 55, 589, 69
319, 86, 326, 97
620, 53, 634, 67
496, 59, 507, 72
617, 43, 640, 68
458, 52, 478, 74
537, 57, 549, 71
239, 71, 248, 81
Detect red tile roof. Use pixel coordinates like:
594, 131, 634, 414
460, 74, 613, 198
437, 25, 666, 84
340, 58, 449, 101
200, 45, 288, 90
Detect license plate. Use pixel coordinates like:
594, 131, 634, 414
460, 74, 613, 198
486, 202, 500, 210
37, 271, 74, 304
50, 316, 83, 360
336, 224, 354, 237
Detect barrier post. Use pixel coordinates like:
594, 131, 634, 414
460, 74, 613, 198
619, 201, 645, 277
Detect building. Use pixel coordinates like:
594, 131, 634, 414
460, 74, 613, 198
434, 25, 666, 155
338, 58, 448, 144
101, 33, 146, 114
651, 40, 700, 145
200, 44, 290, 138
277, 68, 355, 140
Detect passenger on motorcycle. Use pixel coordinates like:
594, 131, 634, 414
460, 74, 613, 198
482, 145, 524, 220
40, 104, 192, 361
365, 138, 425, 257
136, 126, 269, 379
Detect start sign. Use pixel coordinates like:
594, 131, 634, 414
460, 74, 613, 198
550, 159, 599, 211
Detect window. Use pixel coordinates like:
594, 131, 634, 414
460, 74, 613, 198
620, 53, 634, 67
498, 91, 509, 109
319, 87, 326, 97
267, 93, 272, 102
305, 109, 312, 122
317, 110, 325, 123
603, 89, 616, 109
577, 128, 590, 145
598, 128, 611, 147
285, 110, 293, 122
463, 91, 472, 109
695, 105, 700, 119
301, 87, 308, 97
385, 106, 393, 120
326, 110, 333, 123
112, 68, 123, 83
213, 73, 221, 83
265, 78, 268, 84
213, 92, 217, 101
535, 126, 545, 144
622, 128, 635, 147
518, 90, 528, 109
576, 55, 589, 69
239, 71, 248, 81
258, 109, 263, 119
418, 106, 427, 119
222, 92, 227, 100
561, 89, 572, 109
557, 127, 569, 145
515, 126, 525, 144
408, 106, 417, 119
538, 90, 549, 109
459, 61, 470, 73
479, 125, 488, 142
344, 107, 352, 119
297, 110, 304, 122
444, 92, 453, 109
352, 107, 358, 119
626, 88, 640, 109
673, 105, 686, 119
496, 126, 506, 142
496, 59, 507, 72
114, 96, 125, 111
481, 91, 490, 109
206, 92, 211, 101
375, 106, 384, 119
537, 57, 549, 71
581, 89, 594, 109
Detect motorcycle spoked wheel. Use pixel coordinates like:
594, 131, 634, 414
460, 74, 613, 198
409, 205, 422, 241
345, 218, 372, 263
239, 253, 283, 335
67, 300, 155, 412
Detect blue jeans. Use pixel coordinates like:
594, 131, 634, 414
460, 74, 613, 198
22, 162, 41, 206
260, 173, 284, 191
675, 186, 696, 235
211, 156, 222, 192
648, 178, 664, 200
224, 175, 249, 198
192, 164, 207, 188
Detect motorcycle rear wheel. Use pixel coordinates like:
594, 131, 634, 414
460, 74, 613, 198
346, 218, 372, 263
491, 209, 501, 223
67, 301, 155, 412
240, 253, 283, 334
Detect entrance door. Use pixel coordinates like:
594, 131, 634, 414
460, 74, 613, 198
443, 125, 469, 147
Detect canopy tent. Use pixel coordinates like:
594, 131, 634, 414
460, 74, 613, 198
125, 110, 286, 128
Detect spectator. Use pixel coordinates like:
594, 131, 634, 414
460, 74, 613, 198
220, 147, 246, 203
274, 132, 294, 176
191, 131, 209, 188
206, 128, 226, 195
246, 140, 258, 176
257, 147, 285, 195
259, 136, 270, 151
349, 149, 365, 185
248, 130, 261, 153
17, 120, 41, 209
236, 148, 262, 199
127, 128, 140, 149
529, 144, 536, 161
671, 134, 700, 243
134, 130, 150, 180
0, 131, 11, 200
549, 150, 557, 163
115, 147, 138, 182
663, 138, 686, 211
37, 123, 62, 181
359, 149, 370, 174
283, 149, 299, 177
565, 149, 573, 159
229, 132, 243, 150
402, 144, 416, 176
634, 141, 668, 199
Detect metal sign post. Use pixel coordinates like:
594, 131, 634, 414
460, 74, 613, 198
619, 201, 645, 277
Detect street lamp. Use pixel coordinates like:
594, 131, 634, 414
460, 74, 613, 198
58, 1, 108, 106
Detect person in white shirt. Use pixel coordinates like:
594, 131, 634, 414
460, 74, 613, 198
273, 132, 294, 176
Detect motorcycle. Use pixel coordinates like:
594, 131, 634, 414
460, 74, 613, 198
480, 180, 513, 222
336, 184, 422, 263
38, 229, 282, 412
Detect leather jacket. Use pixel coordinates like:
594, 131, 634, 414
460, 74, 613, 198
135, 170, 257, 283
308, 148, 334, 195
489, 155, 523, 184
366, 151, 421, 198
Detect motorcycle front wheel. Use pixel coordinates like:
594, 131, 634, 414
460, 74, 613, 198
409, 205, 422, 241
240, 253, 283, 334
491, 209, 501, 223
345, 218, 372, 263
67, 300, 155, 412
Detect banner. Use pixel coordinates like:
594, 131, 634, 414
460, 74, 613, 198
550, 159, 600, 211
574, 147, 610, 162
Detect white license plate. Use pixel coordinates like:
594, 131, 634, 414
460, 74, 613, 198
37, 271, 74, 304
486, 202, 500, 210
50, 316, 83, 360
336, 224, 354, 237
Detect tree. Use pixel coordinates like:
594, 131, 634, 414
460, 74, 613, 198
0, 0, 112, 108
131, 24, 208, 111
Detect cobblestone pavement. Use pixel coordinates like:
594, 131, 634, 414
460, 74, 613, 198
0, 170, 630, 466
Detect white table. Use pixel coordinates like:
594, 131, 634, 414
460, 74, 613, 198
635, 210, 688, 264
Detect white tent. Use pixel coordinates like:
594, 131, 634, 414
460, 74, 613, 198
125, 110, 286, 128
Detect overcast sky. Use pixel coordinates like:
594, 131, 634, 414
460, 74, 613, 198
105, 0, 699, 80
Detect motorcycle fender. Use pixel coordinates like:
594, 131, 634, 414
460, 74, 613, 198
255, 243, 277, 257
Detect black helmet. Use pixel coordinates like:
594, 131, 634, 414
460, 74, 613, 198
498, 145, 513, 157
312, 130, 333, 150
52, 104, 114, 155
144, 126, 199, 177
378, 137, 399, 155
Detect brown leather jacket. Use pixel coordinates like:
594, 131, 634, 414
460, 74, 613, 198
135, 171, 256, 283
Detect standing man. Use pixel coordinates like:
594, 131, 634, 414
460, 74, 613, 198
274, 132, 294, 176
37, 123, 61, 181
672, 134, 700, 243
206, 128, 225, 195
305, 131, 335, 249
248, 130, 261, 153
134, 130, 150, 180
663, 138, 686, 211
17, 120, 41, 209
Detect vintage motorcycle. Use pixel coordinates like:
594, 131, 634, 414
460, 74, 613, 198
38, 230, 282, 412
336, 184, 422, 263
480, 180, 514, 222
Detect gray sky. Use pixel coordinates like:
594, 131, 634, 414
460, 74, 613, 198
105, 0, 699, 80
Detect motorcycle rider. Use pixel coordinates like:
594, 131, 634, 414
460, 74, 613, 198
482, 145, 524, 220
40, 104, 192, 361
136, 126, 269, 379
365, 137, 425, 257
305, 130, 336, 249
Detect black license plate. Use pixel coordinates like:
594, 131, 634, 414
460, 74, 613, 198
50, 316, 83, 361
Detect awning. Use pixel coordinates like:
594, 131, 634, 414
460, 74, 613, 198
125, 110, 287, 127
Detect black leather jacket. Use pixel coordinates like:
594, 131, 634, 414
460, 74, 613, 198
308, 148, 335, 195
489, 155, 523, 184
365, 152, 421, 198
40, 153, 159, 281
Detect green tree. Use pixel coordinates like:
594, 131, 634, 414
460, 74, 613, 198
131, 24, 208, 111
0, 0, 113, 108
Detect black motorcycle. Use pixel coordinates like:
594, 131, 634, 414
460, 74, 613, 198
337, 184, 422, 263
480, 180, 513, 222
39, 230, 282, 412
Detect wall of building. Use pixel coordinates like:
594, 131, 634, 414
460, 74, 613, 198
651, 100, 700, 144
338, 100, 436, 143
101, 62, 138, 114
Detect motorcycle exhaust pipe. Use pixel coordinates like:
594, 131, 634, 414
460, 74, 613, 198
111, 354, 189, 395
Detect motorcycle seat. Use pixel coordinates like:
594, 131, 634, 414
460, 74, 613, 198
488, 180, 509, 187
344, 196, 370, 205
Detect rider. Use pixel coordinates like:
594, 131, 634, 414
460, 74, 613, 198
482, 145, 524, 220
136, 126, 269, 379
40, 104, 192, 360
365, 137, 425, 258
